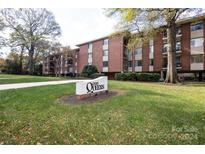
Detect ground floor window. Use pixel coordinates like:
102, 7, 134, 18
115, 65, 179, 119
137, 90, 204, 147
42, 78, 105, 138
135, 60, 142, 66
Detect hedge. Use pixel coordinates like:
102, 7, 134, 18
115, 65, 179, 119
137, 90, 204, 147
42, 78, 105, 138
115, 72, 160, 82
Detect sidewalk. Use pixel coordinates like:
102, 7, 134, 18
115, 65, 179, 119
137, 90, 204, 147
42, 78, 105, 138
0, 80, 84, 91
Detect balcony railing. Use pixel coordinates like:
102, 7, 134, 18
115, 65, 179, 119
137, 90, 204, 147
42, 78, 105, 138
162, 63, 182, 69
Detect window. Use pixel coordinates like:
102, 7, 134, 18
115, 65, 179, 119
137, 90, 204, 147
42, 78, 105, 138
176, 27, 181, 35
103, 61, 108, 67
191, 23, 203, 31
67, 59, 73, 65
163, 31, 167, 38
149, 45, 154, 54
163, 44, 168, 53
176, 42, 181, 51
103, 39, 109, 45
128, 51, 132, 59
150, 59, 154, 66
135, 60, 142, 66
135, 48, 142, 55
103, 50, 108, 56
191, 38, 203, 47
88, 53, 92, 58
191, 55, 203, 63
176, 56, 181, 67
128, 61, 132, 67
88, 43, 92, 49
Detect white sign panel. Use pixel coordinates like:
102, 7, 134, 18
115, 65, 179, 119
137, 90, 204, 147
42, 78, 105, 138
76, 76, 108, 95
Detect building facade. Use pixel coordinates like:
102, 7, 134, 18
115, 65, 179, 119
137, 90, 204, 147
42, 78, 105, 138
42, 48, 79, 76
75, 15, 205, 79
43, 15, 205, 80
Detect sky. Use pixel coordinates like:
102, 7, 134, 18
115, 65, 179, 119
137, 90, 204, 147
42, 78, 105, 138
49, 8, 117, 48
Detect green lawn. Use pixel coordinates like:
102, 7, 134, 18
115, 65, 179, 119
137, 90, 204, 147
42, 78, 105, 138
0, 74, 68, 84
0, 81, 205, 144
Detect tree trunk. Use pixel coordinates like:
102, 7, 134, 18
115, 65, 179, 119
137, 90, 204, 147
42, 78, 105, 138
19, 46, 24, 74
164, 21, 177, 84
28, 44, 35, 75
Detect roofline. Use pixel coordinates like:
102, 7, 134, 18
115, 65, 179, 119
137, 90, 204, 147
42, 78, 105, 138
75, 13, 205, 47
76, 35, 109, 46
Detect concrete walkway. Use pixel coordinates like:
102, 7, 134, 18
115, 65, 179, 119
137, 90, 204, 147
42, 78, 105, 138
0, 80, 84, 91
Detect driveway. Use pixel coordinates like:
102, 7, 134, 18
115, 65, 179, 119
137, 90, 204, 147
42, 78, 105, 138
0, 80, 84, 91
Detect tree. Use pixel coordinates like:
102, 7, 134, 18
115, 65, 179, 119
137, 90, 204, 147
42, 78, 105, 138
106, 8, 202, 83
81, 64, 98, 77
0, 8, 61, 74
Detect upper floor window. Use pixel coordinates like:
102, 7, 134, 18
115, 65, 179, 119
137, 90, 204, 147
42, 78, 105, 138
149, 45, 154, 54
191, 23, 203, 31
88, 43, 92, 49
103, 50, 108, 56
88, 53, 92, 58
176, 27, 182, 35
135, 48, 142, 55
103, 39, 109, 45
191, 38, 203, 47
176, 42, 181, 51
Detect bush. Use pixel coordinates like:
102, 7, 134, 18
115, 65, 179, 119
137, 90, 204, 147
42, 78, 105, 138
115, 72, 137, 81
90, 73, 105, 79
115, 72, 160, 82
136, 73, 160, 81
81, 64, 98, 77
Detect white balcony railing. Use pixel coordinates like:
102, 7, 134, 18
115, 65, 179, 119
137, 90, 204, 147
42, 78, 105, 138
103, 44, 108, 50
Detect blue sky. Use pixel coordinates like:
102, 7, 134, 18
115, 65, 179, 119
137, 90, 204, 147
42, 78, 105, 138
49, 8, 116, 48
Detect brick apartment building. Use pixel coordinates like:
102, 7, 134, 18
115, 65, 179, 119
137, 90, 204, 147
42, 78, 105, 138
42, 48, 79, 76
43, 14, 205, 79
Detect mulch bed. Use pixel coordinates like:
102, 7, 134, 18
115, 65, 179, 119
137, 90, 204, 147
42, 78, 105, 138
58, 90, 125, 104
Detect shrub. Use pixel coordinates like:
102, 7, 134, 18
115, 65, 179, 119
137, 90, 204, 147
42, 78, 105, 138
136, 73, 160, 81
115, 72, 160, 82
115, 72, 137, 81
90, 73, 105, 79
81, 64, 98, 77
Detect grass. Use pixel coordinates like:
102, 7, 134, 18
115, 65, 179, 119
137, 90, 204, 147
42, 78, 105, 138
0, 80, 205, 144
0, 74, 69, 84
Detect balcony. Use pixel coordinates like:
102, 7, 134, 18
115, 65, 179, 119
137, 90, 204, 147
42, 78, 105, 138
135, 66, 142, 72
103, 67, 108, 72
191, 63, 204, 70
103, 56, 108, 61
128, 67, 132, 72
191, 29, 203, 38
88, 48, 92, 53
191, 46, 204, 55
162, 63, 182, 69
103, 44, 108, 50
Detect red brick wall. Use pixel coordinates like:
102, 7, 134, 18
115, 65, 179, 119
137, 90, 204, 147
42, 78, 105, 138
78, 44, 88, 73
154, 33, 163, 72
93, 40, 103, 72
142, 43, 149, 72
109, 36, 124, 72
181, 23, 191, 71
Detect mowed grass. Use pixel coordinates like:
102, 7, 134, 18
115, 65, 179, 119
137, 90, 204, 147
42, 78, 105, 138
0, 74, 68, 84
0, 81, 205, 144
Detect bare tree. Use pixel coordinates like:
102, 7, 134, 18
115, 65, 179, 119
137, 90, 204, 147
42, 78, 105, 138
0, 8, 61, 74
